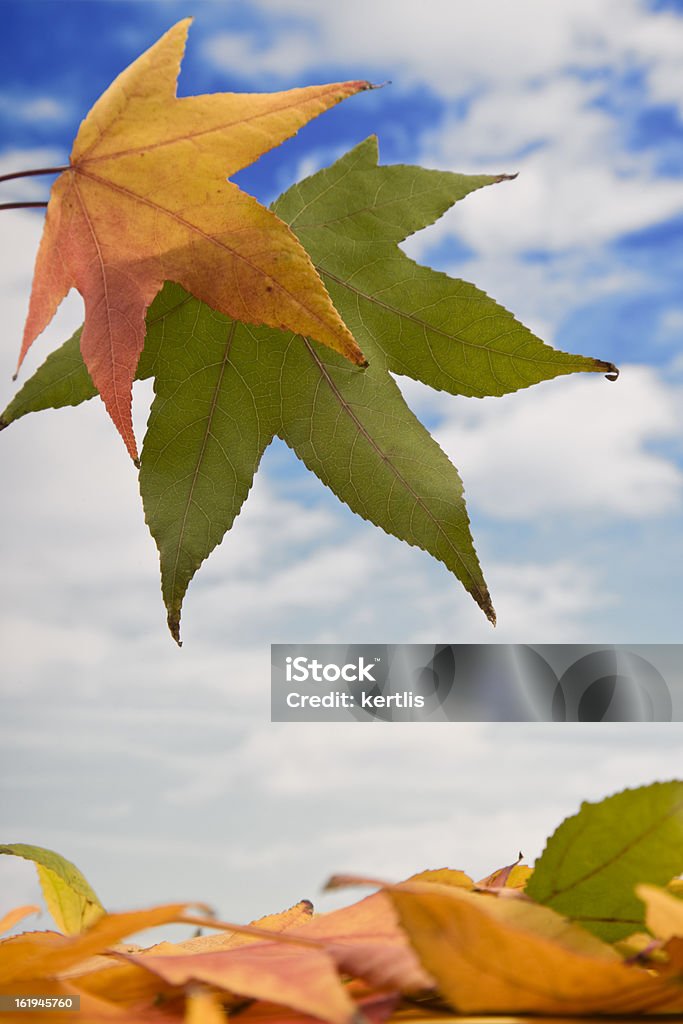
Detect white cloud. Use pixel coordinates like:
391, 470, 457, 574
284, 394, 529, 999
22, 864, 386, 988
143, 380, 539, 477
200, 0, 683, 133
201, 1, 683, 304
658, 307, 683, 341
201, 0, 646, 95
621, 9, 683, 120
412, 92, 683, 261
0, 205, 83, 379
204, 30, 318, 80
400, 365, 683, 520
390, 62, 683, 276
0, 96, 70, 125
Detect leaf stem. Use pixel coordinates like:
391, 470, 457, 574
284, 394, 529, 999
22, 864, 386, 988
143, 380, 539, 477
0, 202, 49, 211
0, 165, 68, 184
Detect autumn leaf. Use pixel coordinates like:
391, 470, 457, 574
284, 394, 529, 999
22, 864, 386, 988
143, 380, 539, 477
0, 904, 40, 935
184, 990, 227, 1024
384, 879, 683, 1016
16, 19, 369, 460
476, 858, 532, 891
292, 890, 434, 995
154, 900, 314, 956
3, 144, 617, 639
123, 892, 431, 1016
407, 868, 473, 889
3, 284, 495, 642
56, 900, 315, 1010
0, 843, 104, 935
637, 883, 683, 941
0, 904, 195, 984
525, 780, 683, 941
57, 901, 313, 995
122, 943, 358, 1024
107, 134, 617, 637
235, 985, 399, 1024
3, 782, 683, 1023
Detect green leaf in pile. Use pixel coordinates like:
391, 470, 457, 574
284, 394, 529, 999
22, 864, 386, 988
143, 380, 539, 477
0, 843, 104, 935
525, 781, 683, 942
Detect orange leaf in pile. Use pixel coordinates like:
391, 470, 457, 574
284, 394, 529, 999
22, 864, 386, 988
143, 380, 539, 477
17, 19, 369, 459
235, 983, 399, 1024
294, 889, 434, 995
122, 943, 357, 1024
56, 901, 315, 1012
0, 904, 40, 934
0, 904, 193, 985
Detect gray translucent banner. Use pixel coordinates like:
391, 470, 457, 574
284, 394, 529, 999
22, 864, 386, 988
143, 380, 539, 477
271, 645, 682, 722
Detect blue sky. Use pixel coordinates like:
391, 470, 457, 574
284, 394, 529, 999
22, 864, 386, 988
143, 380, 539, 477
1, 0, 682, 932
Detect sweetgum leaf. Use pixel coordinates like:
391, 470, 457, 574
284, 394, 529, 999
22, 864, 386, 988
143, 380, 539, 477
2, 140, 617, 638
0, 328, 94, 426
525, 781, 683, 941
0, 140, 618, 425
16, 19, 369, 459
138, 294, 275, 642
275, 137, 617, 397
138, 285, 492, 642
0, 288, 188, 429
0, 843, 104, 935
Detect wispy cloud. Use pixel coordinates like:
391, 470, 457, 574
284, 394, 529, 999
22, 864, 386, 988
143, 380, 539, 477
399, 367, 683, 520
0, 95, 70, 125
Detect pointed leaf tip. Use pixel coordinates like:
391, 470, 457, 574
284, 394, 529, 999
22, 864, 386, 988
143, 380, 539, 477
168, 611, 182, 647
474, 583, 496, 626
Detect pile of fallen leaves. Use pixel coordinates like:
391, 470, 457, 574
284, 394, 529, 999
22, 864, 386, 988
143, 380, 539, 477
2, 781, 682, 1022
1, 19, 618, 641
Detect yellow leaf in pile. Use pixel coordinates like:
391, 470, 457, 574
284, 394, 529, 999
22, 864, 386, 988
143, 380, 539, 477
387, 880, 683, 1015
637, 883, 683, 941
